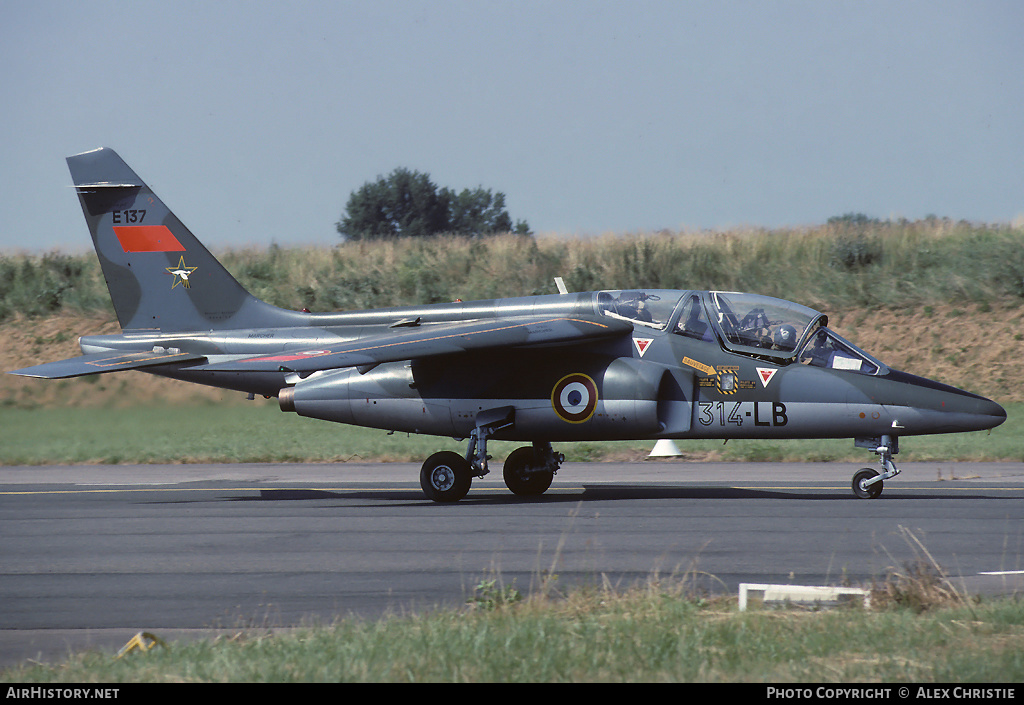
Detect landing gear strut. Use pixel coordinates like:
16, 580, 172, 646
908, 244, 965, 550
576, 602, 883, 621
421, 407, 514, 503
420, 407, 563, 502
852, 434, 900, 499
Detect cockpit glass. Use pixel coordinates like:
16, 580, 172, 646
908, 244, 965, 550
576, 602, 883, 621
798, 326, 881, 375
596, 290, 682, 330
674, 294, 715, 341
706, 292, 820, 357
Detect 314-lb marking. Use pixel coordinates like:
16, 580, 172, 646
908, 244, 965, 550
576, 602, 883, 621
697, 401, 788, 427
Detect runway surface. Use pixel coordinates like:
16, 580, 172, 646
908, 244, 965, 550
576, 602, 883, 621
1, 460, 1022, 668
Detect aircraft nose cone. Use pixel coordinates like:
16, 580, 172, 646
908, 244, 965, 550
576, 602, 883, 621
929, 387, 1006, 432
975, 396, 1007, 428
881, 370, 1007, 434
936, 389, 1006, 432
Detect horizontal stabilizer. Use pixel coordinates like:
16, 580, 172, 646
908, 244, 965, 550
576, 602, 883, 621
9, 350, 207, 379
203, 315, 630, 373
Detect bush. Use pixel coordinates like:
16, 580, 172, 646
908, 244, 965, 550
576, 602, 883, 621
0, 253, 109, 321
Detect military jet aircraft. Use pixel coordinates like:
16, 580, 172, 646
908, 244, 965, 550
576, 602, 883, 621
10, 148, 1007, 502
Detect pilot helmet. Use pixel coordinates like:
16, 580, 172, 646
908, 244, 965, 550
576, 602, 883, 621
775, 324, 798, 350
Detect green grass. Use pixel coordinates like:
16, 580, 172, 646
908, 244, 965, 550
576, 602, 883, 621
1, 401, 1020, 466
4, 588, 1023, 682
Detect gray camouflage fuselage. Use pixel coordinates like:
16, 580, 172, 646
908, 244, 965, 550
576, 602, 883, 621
9, 148, 1006, 501
74, 289, 1004, 443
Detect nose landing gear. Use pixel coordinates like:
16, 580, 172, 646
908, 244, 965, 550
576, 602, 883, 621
852, 434, 900, 499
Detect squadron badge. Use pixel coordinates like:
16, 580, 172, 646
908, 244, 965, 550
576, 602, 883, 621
166, 256, 198, 289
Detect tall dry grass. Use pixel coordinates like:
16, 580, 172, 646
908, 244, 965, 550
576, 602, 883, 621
2, 220, 1022, 322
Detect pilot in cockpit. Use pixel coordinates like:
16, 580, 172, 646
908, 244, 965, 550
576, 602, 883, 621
614, 291, 653, 323
773, 324, 798, 351
736, 307, 774, 348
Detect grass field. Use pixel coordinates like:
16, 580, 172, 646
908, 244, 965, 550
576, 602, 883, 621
5, 588, 1023, 682
1, 401, 1020, 466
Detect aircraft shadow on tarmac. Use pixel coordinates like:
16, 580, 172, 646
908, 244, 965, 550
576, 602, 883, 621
135, 485, 1006, 507
247, 486, 826, 503
238, 485, 1000, 504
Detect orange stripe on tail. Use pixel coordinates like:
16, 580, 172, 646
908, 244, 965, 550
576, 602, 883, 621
113, 226, 185, 253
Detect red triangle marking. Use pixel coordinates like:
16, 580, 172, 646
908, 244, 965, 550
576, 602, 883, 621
633, 338, 653, 356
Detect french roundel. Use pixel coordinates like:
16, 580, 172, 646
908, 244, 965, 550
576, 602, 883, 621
551, 373, 598, 424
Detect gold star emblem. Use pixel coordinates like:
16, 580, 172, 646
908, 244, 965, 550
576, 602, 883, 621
166, 256, 198, 289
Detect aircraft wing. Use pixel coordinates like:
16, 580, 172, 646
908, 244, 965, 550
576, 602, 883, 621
202, 315, 632, 373
9, 350, 207, 379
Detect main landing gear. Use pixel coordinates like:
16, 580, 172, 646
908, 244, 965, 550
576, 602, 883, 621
419, 407, 563, 502
852, 434, 900, 499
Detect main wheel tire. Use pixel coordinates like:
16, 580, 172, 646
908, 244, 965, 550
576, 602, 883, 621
420, 451, 472, 503
852, 468, 883, 499
503, 446, 554, 496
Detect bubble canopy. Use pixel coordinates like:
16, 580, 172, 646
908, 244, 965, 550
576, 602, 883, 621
594, 289, 885, 373
705, 291, 822, 356
704, 291, 885, 373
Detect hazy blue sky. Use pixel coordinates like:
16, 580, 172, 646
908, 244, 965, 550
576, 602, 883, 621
2, 0, 1021, 252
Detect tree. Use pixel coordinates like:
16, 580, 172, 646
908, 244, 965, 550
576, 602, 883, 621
337, 169, 530, 240
337, 168, 450, 241
445, 186, 513, 235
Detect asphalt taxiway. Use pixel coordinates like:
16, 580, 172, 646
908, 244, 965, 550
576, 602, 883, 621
1, 461, 1022, 668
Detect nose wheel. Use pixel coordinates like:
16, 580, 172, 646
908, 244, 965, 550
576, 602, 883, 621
851, 433, 900, 499
852, 468, 883, 499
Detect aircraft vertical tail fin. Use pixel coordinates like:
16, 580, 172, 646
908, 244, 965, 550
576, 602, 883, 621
67, 148, 305, 332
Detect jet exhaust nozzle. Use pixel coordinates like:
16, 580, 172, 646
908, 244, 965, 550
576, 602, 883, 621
279, 387, 295, 413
